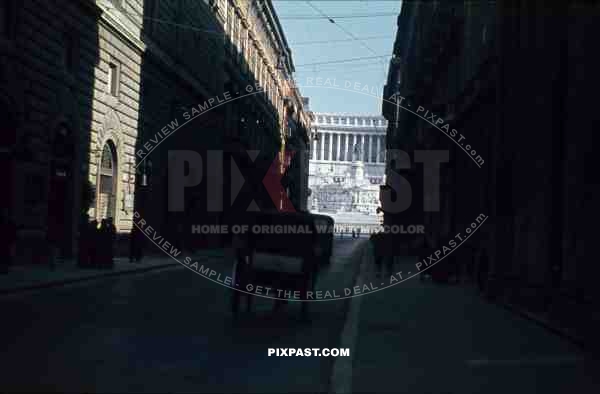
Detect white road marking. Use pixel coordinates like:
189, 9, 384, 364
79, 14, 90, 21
330, 242, 370, 394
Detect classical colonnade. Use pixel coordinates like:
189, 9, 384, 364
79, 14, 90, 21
311, 131, 386, 163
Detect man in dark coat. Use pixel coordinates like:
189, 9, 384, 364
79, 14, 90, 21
106, 217, 116, 268
129, 224, 144, 263
89, 219, 99, 267
98, 219, 114, 268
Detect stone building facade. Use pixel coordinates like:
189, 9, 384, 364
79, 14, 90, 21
1, 0, 143, 263
1, 0, 311, 263
383, 1, 600, 351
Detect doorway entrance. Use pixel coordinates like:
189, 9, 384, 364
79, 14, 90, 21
48, 125, 75, 258
96, 141, 118, 221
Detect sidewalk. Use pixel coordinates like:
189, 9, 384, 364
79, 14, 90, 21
331, 246, 600, 394
0, 249, 225, 295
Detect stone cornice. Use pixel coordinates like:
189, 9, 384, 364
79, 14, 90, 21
97, 1, 145, 53
313, 112, 387, 119
313, 127, 387, 135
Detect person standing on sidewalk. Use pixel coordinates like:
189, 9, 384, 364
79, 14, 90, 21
370, 232, 383, 276
89, 219, 99, 267
370, 231, 394, 278
129, 224, 144, 263
98, 219, 112, 268
107, 217, 116, 268
0, 210, 17, 274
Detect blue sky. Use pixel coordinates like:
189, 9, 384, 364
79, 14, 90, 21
273, 0, 402, 115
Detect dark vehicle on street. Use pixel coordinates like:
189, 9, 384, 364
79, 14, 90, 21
226, 210, 321, 319
301, 212, 334, 266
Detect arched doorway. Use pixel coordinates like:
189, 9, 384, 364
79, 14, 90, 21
48, 124, 76, 258
96, 141, 118, 221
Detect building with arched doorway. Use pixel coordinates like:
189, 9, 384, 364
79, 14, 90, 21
95, 141, 118, 222
1, 0, 311, 266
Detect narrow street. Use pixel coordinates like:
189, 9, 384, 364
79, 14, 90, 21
2, 239, 597, 393
2, 1, 598, 393
0, 239, 360, 393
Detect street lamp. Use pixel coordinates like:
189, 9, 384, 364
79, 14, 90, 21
138, 159, 152, 187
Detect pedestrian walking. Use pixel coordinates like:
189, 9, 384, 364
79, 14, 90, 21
98, 219, 108, 267
107, 217, 116, 268
89, 219, 99, 267
129, 224, 144, 263
371, 231, 394, 278
370, 232, 383, 276
98, 219, 115, 268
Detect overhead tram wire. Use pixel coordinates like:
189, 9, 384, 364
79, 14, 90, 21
304, 1, 380, 58
290, 35, 393, 46
295, 63, 390, 76
103, 3, 394, 81
279, 12, 398, 20
103, 4, 224, 36
295, 55, 392, 68
303, 1, 390, 77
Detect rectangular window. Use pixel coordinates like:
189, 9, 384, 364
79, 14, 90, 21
108, 62, 120, 97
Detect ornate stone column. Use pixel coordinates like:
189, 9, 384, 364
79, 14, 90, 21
361, 134, 365, 162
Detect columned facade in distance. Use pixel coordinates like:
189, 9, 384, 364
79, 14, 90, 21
309, 113, 387, 232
